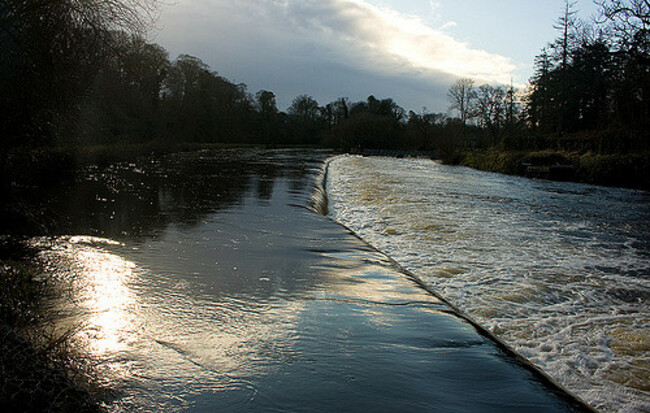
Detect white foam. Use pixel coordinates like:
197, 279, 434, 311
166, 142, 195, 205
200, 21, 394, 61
327, 155, 650, 413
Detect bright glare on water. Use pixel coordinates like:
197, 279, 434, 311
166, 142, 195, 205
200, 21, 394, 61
327, 155, 650, 413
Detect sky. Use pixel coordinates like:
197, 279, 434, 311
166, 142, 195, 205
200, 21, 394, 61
153, 0, 600, 112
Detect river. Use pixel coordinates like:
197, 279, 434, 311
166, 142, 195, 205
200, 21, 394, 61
27, 149, 596, 412
327, 155, 650, 413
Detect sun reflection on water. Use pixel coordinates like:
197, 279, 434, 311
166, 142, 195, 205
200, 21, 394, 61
39, 236, 311, 408
76, 249, 138, 355
46, 237, 141, 359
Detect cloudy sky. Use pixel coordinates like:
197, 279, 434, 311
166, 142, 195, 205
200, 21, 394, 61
154, 0, 599, 112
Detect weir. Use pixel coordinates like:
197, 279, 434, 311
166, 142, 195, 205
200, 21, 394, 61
326, 155, 650, 412
313, 155, 595, 411
40, 149, 595, 411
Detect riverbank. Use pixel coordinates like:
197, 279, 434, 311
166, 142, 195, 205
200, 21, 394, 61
0, 238, 102, 412
445, 149, 650, 190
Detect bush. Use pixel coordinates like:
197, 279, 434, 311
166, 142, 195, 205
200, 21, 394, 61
577, 153, 650, 189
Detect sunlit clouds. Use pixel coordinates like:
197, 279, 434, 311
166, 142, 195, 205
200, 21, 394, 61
157, 0, 519, 110
281, 0, 516, 82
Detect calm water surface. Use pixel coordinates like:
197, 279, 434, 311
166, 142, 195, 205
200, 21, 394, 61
327, 155, 650, 413
30, 149, 591, 412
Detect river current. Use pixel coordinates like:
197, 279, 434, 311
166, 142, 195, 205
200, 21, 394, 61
326, 155, 650, 413
27, 149, 597, 412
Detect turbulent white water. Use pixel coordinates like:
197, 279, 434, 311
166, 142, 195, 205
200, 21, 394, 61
327, 155, 650, 413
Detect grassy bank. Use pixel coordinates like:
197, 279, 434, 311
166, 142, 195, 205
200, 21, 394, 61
448, 149, 650, 190
0, 239, 101, 412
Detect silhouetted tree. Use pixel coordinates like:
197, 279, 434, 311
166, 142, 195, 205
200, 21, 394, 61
597, 0, 650, 136
527, 48, 554, 131
288, 95, 319, 122
161, 55, 254, 143
448, 78, 476, 128
525, 0, 649, 151
404, 110, 448, 151
75, 33, 170, 144
474, 84, 507, 145
256, 90, 279, 144
324, 96, 406, 150
0, 0, 159, 151
553, 0, 580, 68
570, 38, 612, 130
334, 98, 350, 123
287, 95, 322, 144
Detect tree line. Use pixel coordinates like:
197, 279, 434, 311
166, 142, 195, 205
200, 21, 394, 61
525, 0, 649, 153
1, 0, 647, 164
0, 0, 415, 152
445, 0, 649, 156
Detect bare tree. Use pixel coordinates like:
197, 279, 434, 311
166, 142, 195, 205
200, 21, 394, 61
448, 78, 475, 127
596, 0, 650, 47
505, 81, 518, 126
597, 0, 650, 29
288, 95, 320, 122
553, 0, 579, 67
474, 84, 507, 145
1, 0, 159, 44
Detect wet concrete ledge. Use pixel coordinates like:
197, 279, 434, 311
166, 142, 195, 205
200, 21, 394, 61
310, 155, 595, 412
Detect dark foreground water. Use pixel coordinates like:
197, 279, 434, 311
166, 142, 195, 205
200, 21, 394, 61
33, 149, 590, 411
